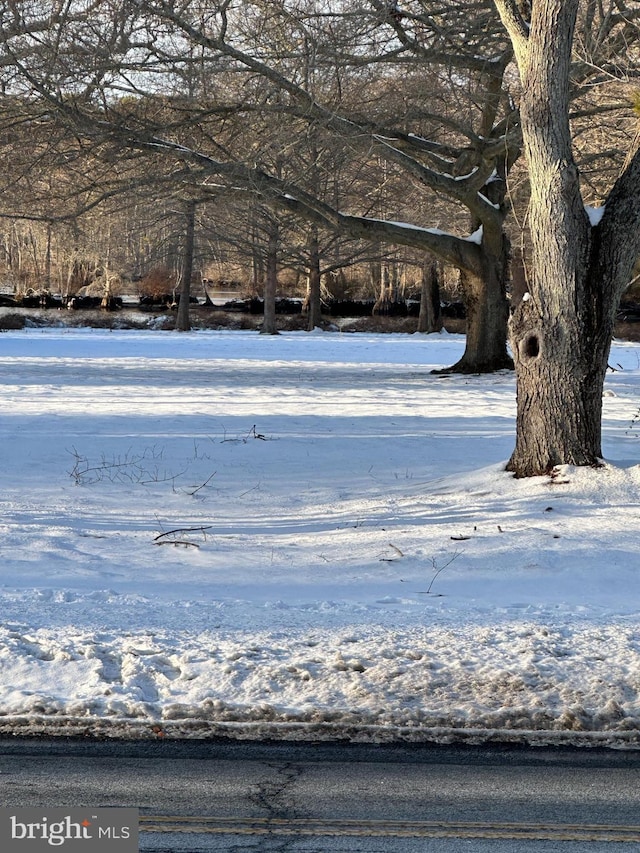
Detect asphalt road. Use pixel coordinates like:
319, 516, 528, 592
1, 738, 640, 851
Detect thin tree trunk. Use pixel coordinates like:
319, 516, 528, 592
373, 260, 392, 315
417, 256, 443, 333
175, 200, 196, 332
250, 215, 263, 294
44, 222, 52, 291
261, 217, 279, 335
305, 227, 322, 330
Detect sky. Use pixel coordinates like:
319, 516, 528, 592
1, 323, 639, 746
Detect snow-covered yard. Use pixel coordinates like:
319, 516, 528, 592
1, 327, 640, 746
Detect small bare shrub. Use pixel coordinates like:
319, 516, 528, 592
139, 266, 177, 298
0, 313, 27, 330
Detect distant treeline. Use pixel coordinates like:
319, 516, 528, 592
0, 291, 469, 318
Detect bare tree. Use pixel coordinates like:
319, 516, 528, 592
149, 0, 517, 371
175, 199, 197, 331
0, 0, 517, 369
494, 0, 640, 476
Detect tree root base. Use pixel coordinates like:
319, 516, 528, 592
431, 355, 514, 375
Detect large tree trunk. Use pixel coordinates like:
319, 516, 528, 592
499, 0, 640, 476
437, 221, 512, 373
507, 278, 611, 476
505, 0, 598, 475
507, 190, 640, 476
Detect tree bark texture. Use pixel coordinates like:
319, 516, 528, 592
437, 216, 512, 373
499, 0, 640, 476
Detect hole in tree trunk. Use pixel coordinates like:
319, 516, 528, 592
522, 334, 540, 359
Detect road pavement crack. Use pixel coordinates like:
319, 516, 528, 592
247, 762, 306, 852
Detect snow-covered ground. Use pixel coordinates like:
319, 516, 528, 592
1, 326, 640, 746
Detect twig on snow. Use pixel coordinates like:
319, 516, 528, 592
154, 525, 213, 542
